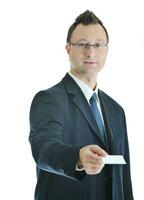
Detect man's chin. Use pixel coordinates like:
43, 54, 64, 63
83, 67, 100, 75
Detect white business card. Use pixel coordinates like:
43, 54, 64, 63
102, 155, 126, 164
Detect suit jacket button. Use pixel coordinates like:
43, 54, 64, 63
104, 176, 108, 182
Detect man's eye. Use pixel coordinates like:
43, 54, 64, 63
84, 44, 90, 48
78, 43, 87, 48
94, 43, 101, 48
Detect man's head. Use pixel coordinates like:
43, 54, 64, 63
66, 10, 109, 80
67, 10, 109, 44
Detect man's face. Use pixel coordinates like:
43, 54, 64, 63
66, 24, 108, 77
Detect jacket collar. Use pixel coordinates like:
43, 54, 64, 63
62, 73, 108, 148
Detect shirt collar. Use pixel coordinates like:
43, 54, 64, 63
68, 71, 98, 103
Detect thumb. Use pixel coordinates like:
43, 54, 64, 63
89, 145, 108, 157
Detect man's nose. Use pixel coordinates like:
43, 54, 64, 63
84, 47, 97, 57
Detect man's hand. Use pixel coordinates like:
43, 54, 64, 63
78, 145, 108, 175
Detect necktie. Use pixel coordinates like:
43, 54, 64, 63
89, 92, 105, 141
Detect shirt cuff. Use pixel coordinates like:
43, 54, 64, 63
75, 164, 85, 171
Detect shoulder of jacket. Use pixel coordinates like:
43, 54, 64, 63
99, 89, 124, 113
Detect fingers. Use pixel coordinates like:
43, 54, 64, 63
79, 145, 108, 175
87, 154, 103, 164
89, 145, 108, 157
85, 159, 104, 174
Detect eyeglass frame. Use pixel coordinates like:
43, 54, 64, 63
67, 41, 108, 50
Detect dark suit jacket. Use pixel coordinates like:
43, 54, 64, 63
29, 73, 134, 200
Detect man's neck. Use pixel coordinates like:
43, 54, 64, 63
70, 69, 97, 90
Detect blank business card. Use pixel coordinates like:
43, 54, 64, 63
102, 155, 126, 164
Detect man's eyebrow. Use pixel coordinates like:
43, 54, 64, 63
95, 39, 106, 42
72, 39, 88, 43
72, 39, 107, 43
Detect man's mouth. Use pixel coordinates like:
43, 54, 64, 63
83, 61, 98, 64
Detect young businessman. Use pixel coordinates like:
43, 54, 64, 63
29, 10, 134, 200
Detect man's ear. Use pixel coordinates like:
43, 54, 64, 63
65, 44, 71, 54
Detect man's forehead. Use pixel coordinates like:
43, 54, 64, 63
71, 24, 107, 42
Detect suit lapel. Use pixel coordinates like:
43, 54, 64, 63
62, 73, 106, 147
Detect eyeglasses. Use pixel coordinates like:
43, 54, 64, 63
68, 42, 108, 50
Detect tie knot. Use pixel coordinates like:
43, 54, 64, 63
90, 92, 97, 103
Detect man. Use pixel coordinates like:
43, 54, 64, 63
29, 10, 134, 200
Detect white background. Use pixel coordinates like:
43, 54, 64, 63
0, 0, 144, 199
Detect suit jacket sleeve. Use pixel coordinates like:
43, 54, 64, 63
123, 112, 134, 199
29, 91, 82, 180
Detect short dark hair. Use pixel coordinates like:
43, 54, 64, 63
67, 10, 109, 43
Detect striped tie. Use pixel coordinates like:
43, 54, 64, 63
89, 92, 105, 141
